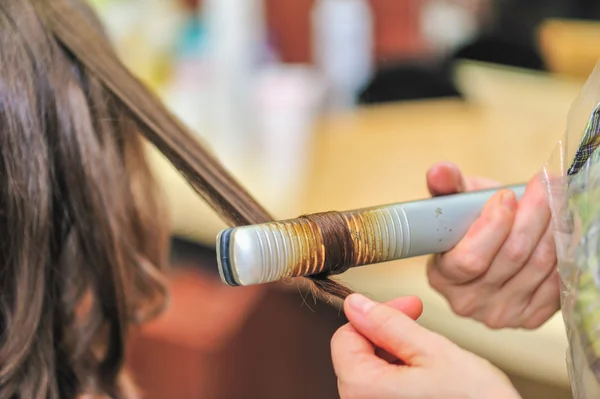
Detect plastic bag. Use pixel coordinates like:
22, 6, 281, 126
541, 60, 600, 398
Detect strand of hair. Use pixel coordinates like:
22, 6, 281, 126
39, 0, 353, 301
41, 0, 272, 227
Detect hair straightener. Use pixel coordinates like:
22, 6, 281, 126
216, 184, 526, 287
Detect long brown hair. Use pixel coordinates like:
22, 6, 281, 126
0, 0, 351, 398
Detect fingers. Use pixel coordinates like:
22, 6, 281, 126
427, 162, 466, 196
477, 225, 556, 327
520, 271, 561, 329
426, 162, 501, 197
332, 297, 423, 373
343, 294, 444, 365
331, 323, 388, 381
385, 296, 424, 320
429, 190, 517, 284
333, 294, 523, 399
377, 297, 424, 364
427, 173, 560, 329
500, 224, 556, 302
482, 177, 551, 286
332, 324, 409, 399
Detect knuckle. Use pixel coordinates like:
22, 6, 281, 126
522, 317, 545, 330
426, 266, 446, 292
481, 204, 511, 227
449, 292, 478, 318
523, 301, 560, 330
337, 377, 369, 399
431, 249, 489, 283
330, 328, 342, 346
480, 308, 509, 330
337, 381, 357, 399
527, 256, 555, 278
529, 242, 557, 273
483, 318, 505, 330
521, 308, 549, 329
454, 251, 488, 280
331, 326, 346, 343
330, 326, 352, 352
330, 327, 349, 356
503, 239, 530, 265
330, 332, 341, 352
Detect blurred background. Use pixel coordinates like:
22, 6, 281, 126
88, 0, 600, 398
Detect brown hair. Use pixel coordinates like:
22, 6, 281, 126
0, 0, 351, 398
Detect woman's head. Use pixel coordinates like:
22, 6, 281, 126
0, 1, 169, 397
0, 0, 353, 397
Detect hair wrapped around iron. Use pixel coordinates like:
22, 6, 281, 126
0, 0, 352, 398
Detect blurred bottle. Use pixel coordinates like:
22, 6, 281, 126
421, 0, 479, 57
312, 0, 374, 111
162, 12, 211, 138
253, 65, 326, 218
203, 0, 267, 174
91, 0, 185, 92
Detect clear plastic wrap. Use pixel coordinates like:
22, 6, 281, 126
541, 60, 600, 399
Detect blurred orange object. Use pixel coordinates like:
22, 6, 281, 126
126, 266, 343, 399
179, 0, 201, 10
127, 268, 266, 398
264, 0, 428, 64
137, 268, 265, 351
539, 19, 600, 80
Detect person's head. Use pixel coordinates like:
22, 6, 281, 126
1, 0, 354, 397
0, 1, 169, 397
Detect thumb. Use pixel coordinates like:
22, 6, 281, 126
344, 294, 441, 366
378, 296, 424, 364
426, 162, 466, 196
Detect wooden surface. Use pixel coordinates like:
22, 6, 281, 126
149, 62, 586, 388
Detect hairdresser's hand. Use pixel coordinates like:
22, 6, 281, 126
332, 294, 522, 399
425, 162, 560, 329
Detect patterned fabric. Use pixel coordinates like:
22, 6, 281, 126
569, 104, 600, 175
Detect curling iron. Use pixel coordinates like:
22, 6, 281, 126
217, 184, 526, 287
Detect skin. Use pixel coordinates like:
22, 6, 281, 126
331, 294, 522, 399
425, 161, 560, 329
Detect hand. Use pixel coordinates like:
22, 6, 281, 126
331, 294, 522, 399
425, 162, 560, 329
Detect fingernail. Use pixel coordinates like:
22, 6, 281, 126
348, 294, 376, 314
500, 191, 517, 211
